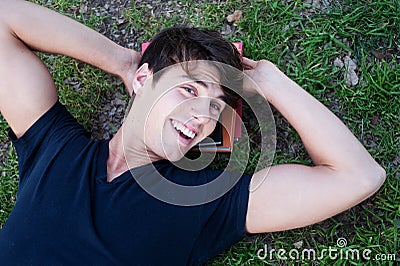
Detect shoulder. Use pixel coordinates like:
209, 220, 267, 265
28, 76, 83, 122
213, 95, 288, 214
9, 101, 91, 181
9, 101, 89, 147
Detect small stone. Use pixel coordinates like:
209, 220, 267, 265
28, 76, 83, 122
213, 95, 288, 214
333, 58, 344, 68
322, 0, 331, 8
220, 24, 232, 35
312, 0, 321, 9
343, 56, 358, 86
72, 82, 81, 90
335, 56, 359, 86
293, 240, 303, 249
343, 56, 357, 71
114, 99, 126, 106
346, 71, 359, 86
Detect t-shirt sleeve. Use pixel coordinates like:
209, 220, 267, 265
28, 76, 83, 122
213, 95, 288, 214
8, 101, 90, 189
189, 170, 253, 264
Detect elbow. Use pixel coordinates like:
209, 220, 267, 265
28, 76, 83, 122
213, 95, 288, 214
346, 160, 386, 198
362, 163, 386, 196
374, 164, 386, 188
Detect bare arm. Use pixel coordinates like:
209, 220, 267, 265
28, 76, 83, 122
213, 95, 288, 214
0, 0, 140, 137
243, 58, 386, 233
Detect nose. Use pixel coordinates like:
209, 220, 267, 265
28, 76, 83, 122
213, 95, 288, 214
193, 113, 211, 124
190, 98, 212, 125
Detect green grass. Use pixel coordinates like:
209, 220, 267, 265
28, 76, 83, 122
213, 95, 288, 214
1, 0, 399, 264
0, 120, 18, 226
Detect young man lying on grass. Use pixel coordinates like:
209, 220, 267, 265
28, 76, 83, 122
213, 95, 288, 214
0, 0, 386, 265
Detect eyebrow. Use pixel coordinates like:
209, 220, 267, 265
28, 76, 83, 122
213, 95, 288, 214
180, 76, 226, 102
194, 80, 227, 102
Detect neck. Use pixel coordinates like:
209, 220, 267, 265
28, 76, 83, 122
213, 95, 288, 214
107, 129, 129, 182
107, 127, 161, 182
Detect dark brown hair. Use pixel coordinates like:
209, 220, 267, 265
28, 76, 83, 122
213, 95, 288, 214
138, 27, 243, 108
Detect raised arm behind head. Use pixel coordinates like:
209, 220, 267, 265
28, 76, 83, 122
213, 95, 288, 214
0, 0, 140, 138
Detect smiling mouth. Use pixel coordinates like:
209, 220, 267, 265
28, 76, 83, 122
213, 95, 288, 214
171, 119, 197, 140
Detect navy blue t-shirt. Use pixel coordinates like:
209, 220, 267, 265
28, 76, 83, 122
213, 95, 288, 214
0, 102, 252, 265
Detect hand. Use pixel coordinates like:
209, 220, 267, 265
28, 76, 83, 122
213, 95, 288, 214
242, 57, 294, 101
119, 48, 141, 96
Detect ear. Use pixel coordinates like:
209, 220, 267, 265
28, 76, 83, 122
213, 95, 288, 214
132, 63, 151, 95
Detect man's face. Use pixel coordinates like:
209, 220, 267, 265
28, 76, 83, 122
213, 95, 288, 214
123, 61, 226, 163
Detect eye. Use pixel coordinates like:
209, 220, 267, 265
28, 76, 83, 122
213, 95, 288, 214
183, 86, 197, 96
210, 102, 221, 112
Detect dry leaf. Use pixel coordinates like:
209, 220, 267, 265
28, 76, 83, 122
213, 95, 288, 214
226, 10, 243, 23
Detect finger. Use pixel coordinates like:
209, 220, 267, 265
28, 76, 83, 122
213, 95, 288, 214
243, 69, 253, 75
242, 57, 258, 68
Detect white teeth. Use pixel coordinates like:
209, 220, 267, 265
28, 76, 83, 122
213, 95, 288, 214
183, 128, 190, 137
172, 120, 196, 139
